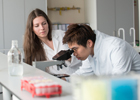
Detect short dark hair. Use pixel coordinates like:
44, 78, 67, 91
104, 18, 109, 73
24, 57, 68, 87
63, 24, 96, 47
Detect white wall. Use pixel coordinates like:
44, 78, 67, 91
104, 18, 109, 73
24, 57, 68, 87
0, 0, 47, 54
134, 0, 139, 40
24, 0, 47, 24
139, 0, 140, 43
84, 0, 97, 30
0, 0, 4, 51
47, 0, 86, 23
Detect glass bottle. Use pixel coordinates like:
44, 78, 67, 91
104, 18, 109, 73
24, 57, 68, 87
7, 40, 23, 76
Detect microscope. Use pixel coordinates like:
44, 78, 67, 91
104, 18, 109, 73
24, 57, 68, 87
52, 49, 74, 70
32, 49, 74, 77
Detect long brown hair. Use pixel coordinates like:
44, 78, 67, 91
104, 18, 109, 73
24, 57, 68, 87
23, 8, 52, 65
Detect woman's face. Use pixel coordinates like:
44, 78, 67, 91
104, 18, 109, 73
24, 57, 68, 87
33, 16, 49, 40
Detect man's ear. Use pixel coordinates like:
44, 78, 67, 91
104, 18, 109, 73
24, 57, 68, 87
87, 39, 94, 47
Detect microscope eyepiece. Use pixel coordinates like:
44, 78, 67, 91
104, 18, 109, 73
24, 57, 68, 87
52, 49, 74, 60
68, 49, 74, 54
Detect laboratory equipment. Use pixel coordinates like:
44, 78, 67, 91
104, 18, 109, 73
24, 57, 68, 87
130, 27, 136, 47
118, 28, 125, 40
111, 79, 137, 100
52, 49, 74, 60
7, 40, 23, 76
71, 75, 139, 100
33, 49, 74, 71
21, 76, 62, 98
130, 28, 140, 53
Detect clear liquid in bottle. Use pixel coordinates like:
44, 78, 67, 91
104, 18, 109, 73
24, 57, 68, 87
7, 40, 23, 76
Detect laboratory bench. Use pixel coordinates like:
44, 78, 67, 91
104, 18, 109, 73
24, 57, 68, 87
0, 52, 73, 100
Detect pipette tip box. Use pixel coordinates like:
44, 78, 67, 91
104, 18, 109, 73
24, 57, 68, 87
21, 76, 62, 98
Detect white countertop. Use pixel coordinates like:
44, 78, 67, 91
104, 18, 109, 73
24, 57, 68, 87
0, 53, 73, 100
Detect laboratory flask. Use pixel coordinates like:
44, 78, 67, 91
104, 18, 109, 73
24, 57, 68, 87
7, 40, 23, 76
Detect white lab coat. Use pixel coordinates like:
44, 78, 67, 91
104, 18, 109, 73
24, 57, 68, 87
74, 30, 140, 76
42, 30, 82, 75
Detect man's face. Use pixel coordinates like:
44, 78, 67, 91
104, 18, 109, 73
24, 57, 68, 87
68, 42, 92, 60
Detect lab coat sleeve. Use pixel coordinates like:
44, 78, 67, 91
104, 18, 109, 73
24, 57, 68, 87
64, 54, 82, 74
72, 58, 94, 76
65, 58, 94, 82
111, 43, 132, 75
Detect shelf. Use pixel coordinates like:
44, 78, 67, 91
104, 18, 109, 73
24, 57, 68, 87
48, 5, 80, 15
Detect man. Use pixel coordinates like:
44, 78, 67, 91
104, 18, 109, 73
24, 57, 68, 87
63, 24, 140, 76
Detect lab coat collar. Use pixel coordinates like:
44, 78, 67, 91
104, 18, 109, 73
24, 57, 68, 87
41, 32, 60, 52
94, 30, 100, 57
52, 31, 60, 53
93, 30, 108, 57
52, 30, 59, 39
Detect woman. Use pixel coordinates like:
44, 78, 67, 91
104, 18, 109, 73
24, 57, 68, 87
23, 8, 82, 75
